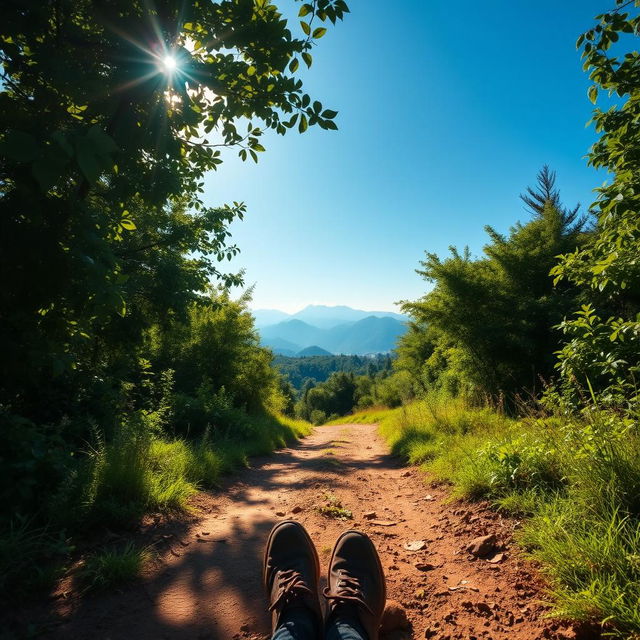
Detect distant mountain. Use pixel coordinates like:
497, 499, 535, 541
251, 304, 407, 330
261, 335, 302, 356
296, 345, 333, 357
291, 305, 406, 329
252, 308, 292, 328
261, 319, 323, 348
325, 316, 407, 355
258, 314, 407, 356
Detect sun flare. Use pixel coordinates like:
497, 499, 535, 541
162, 55, 177, 73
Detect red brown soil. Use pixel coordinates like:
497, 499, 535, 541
21, 424, 600, 640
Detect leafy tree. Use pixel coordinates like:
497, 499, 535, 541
0, 0, 349, 539
551, 2, 640, 410
402, 169, 586, 402
297, 371, 357, 422
0, 0, 348, 419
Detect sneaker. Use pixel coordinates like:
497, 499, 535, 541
263, 520, 323, 637
324, 530, 386, 640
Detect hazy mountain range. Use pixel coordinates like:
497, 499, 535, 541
252, 305, 408, 356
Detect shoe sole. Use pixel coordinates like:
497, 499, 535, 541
262, 519, 321, 594
328, 529, 387, 623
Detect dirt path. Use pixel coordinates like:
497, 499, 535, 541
45, 424, 595, 640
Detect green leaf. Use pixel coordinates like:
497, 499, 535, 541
300, 21, 311, 35
289, 58, 299, 73
0, 130, 38, 162
52, 131, 73, 157
302, 52, 313, 68
298, 114, 308, 133
322, 109, 338, 119
120, 219, 136, 230
298, 3, 313, 17
87, 126, 118, 155
76, 143, 101, 183
312, 27, 327, 39
32, 158, 61, 191
588, 85, 598, 104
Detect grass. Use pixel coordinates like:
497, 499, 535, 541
78, 542, 150, 592
1, 410, 311, 601
376, 391, 640, 639
327, 406, 400, 425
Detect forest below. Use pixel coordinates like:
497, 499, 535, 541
1, 2, 640, 639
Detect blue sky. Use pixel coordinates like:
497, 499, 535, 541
204, 0, 606, 313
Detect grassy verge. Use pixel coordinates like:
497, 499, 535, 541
368, 393, 640, 639
327, 406, 400, 425
1, 411, 310, 600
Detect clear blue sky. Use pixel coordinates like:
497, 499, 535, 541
204, 0, 606, 313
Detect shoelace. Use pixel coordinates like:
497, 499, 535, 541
268, 569, 314, 613
323, 572, 374, 616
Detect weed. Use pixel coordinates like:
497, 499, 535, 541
316, 492, 353, 520
79, 542, 149, 591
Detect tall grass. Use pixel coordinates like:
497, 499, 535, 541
2, 411, 311, 599
376, 392, 640, 638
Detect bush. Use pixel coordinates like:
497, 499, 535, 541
377, 393, 640, 637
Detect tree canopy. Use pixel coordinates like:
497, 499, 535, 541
400, 168, 586, 403
551, 1, 640, 410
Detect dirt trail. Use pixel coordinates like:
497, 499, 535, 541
44, 424, 595, 640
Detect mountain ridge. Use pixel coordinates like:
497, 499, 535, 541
252, 304, 406, 329
258, 313, 407, 356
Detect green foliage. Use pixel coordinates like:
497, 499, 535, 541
274, 353, 391, 390
400, 168, 586, 403
0, 0, 343, 599
316, 492, 353, 520
297, 371, 357, 423
550, 3, 640, 411
79, 543, 149, 592
379, 392, 640, 637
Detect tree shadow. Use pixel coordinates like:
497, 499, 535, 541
14, 425, 401, 639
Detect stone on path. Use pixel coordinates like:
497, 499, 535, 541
466, 533, 497, 557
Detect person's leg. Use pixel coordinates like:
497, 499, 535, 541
325, 605, 368, 640
263, 520, 323, 640
272, 607, 318, 640
323, 530, 386, 640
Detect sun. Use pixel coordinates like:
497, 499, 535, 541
162, 55, 178, 74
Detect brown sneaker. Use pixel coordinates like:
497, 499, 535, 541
324, 530, 386, 640
263, 520, 322, 637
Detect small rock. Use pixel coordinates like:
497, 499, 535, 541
415, 562, 437, 571
401, 470, 412, 477
380, 600, 410, 632
275, 511, 286, 517
486, 552, 505, 564
291, 506, 303, 514
404, 540, 427, 551
424, 494, 435, 501
476, 602, 492, 616
363, 511, 377, 520
466, 534, 497, 557
240, 624, 250, 632
370, 520, 397, 527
